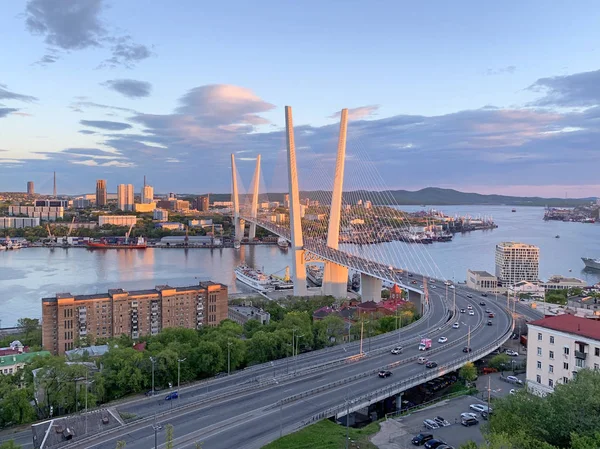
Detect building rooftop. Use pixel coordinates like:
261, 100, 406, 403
65, 345, 109, 360
544, 275, 587, 285
470, 270, 496, 277
0, 350, 50, 366
497, 241, 539, 249
529, 314, 600, 341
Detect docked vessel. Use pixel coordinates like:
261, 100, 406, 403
3, 237, 23, 250
306, 264, 323, 286
233, 240, 241, 249
235, 265, 273, 292
277, 237, 289, 249
87, 237, 147, 249
582, 257, 600, 271
512, 209, 517, 212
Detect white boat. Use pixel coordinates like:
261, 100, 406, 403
233, 240, 241, 250
0, 245, 6, 251
277, 237, 289, 249
5, 237, 22, 250
235, 265, 273, 292
306, 264, 323, 286
582, 257, 600, 271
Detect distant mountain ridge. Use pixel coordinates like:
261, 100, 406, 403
195, 187, 595, 207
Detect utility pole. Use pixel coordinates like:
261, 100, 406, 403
468, 326, 471, 348
152, 418, 162, 449
295, 335, 304, 374
345, 386, 350, 449
227, 340, 232, 376
177, 358, 186, 401
487, 376, 491, 412
150, 357, 156, 397
360, 319, 364, 354
453, 286, 456, 315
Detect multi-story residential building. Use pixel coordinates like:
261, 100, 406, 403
134, 202, 156, 213
193, 196, 209, 211
526, 314, 600, 396
42, 281, 228, 355
98, 215, 137, 227
541, 275, 587, 291
156, 199, 190, 211
35, 200, 69, 208
466, 270, 499, 292
96, 180, 107, 207
141, 184, 154, 204
0, 217, 41, 229
117, 184, 134, 211
8, 205, 64, 221
495, 242, 539, 287
228, 302, 270, 325
153, 209, 169, 222
27, 181, 34, 195
73, 198, 92, 209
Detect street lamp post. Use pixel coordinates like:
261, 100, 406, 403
274, 379, 283, 438
295, 335, 304, 374
149, 356, 156, 397
177, 358, 186, 402
152, 419, 162, 449
227, 340, 233, 376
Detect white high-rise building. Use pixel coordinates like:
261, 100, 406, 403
117, 184, 134, 211
142, 185, 154, 204
495, 241, 539, 287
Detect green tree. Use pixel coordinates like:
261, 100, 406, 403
101, 347, 146, 399
188, 341, 224, 377
313, 315, 346, 349
246, 331, 280, 364
459, 362, 477, 384
165, 424, 174, 449
571, 432, 600, 449
243, 319, 263, 338
0, 441, 22, 449
115, 441, 126, 449
377, 316, 398, 334
488, 354, 510, 370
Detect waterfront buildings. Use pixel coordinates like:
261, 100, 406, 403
117, 184, 134, 211
153, 208, 169, 222
8, 205, 64, 221
526, 314, 600, 396
509, 281, 545, 298
42, 281, 228, 355
0, 217, 41, 229
541, 275, 587, 291
96, 180, 107, 207
228, 301, 270, 325
466, 270, 499, 292
495, 242, 539, 287
98, 215, 137, 227
27, 181, 34, 195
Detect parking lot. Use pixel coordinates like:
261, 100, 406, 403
372, 396, 489, 449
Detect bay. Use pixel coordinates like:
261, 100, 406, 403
0, 205, 598, 327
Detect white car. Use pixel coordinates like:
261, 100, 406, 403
505, 350, 519, 356
450, 285, 455, 289
467, 305, 473, 310
506, 375, 523, 384
469, 404, 490, 413
461, 412, 478, 420
509, 389, 516, 395
432, 285, 437, 289
438, 336, 448, 343
452, 322, 460, 329
391, 346, 403, 354
468, 310, 475, 316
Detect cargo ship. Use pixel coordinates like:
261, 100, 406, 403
86, 237, 147, 249
306, 264, 323, 286
582, 257, 600, 271
277, 237, 289, 249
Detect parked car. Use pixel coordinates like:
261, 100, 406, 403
482, 367, 498, 375
452, 322, 460, 329
378, 370, 392, 378
411, 433, 433, 446
165, 391, 179, 400
425, 439, 447, 449
505, 350, 519, 356
423, 419, 439, 430
461, 417, 478, 427
418, 357, 428, 364
391, 346, 403, 354
481, 293, 488, 297
461, 412, 478, 420
506, 375, 523, 384
509, 389, 516, 395
411, 280, 418, 284
438, 336, 448, 343
469, 404, 490, 413
437, 445, 456, 449
434, 416, 450, 427
463, 346, 472, 353
481, 410, 493, 420
425, 361, 438, 369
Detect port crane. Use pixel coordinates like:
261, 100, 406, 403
124, 223, 135, 244
44, 224, 57, 246
62, 217, 76, 246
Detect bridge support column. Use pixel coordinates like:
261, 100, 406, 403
230, 154, 245, 242
322, 262, 348, 297
248, 154, 261, 240
285, 106, 307, 296
407, 290, 424, 315
322, 108, 349, 298
361, 273, 382, 302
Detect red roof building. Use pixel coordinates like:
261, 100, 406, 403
390, 284, 403, 301
529, 314, 600, 341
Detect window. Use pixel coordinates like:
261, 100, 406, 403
563, 377, 569, 384
549, 351, 554, 359
536, 374, 541, 383
537, 361, 542, 369
564, 362, 569, 370
595, 363, 599, 371
549, 379, 554, 388
550, 336, 555, 344
549, 365, 554, 373
576, 358, 585, 368
595, 348, 600, 357
538, 333, 542, 341
537, 347, 542, 356
564, 347, 570, 355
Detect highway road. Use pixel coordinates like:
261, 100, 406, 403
61, 283, 512, 449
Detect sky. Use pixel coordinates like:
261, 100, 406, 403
1, 1, 600, 198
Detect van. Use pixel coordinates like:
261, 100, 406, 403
418, 357, 427, 364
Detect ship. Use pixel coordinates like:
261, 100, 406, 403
277, 237, 289, 249
582, 257, 600, 271
3, 237, 23, 250
306, 264, 323, 286
235, 265, 273, 292
233, 240, 241, 250
512, 209, 517, 212
86, 237, 147, 249
270, 266, 294, 290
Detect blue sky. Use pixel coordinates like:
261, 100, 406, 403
1, 1, 600, 197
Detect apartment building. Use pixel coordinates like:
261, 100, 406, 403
117, 184, 134, 211
495, 242, 539, 287
541, 275, 587, 291
98, 215, 137, 227
526, 314, 600, 396
96, 180, 107, 207
8, 205, 64, 221
42, 281, 228, 355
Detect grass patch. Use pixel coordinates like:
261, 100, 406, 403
261, 419, 380, 449
118, 412, 136, 421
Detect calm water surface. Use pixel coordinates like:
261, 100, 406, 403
0, 206, 598, 326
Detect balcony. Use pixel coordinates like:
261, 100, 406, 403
575, 351, 587, 360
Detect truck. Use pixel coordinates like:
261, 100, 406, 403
418, 338, 432, 351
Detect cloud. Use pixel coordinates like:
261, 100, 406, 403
78, 130, 96, 135
0, 108, 18, 118
80, 120, 132, 131
23, 0, 152, 68
485, 66, 517, 76
69, 100, 137, 114
0, 85, 38, 102
528, 69, 600, 107
102, 79, 152, 98
329, 105, 379, 120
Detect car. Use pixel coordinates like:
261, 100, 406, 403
450, 285, 455, 289
432, 285, 437, 289
468, 310, 475, 316
425, 361, 438, 369
408, 273, 413, 277
505, 350, 519, 356
481, 410, 493, 420
461, 417, 479, 427
487, 320, 493, 326
452, 322, 460, 329
417, 356, 428, 364
509, 389, 516, 395
434, 416, 450, 427
391, 346, 403, 354
423, 419, 439, 430
412, 280, 418, 284
467, 294, 473, 298
461, 412, 478, 420
437, 446, 455, 449
480, 301, 486, 305
429, 279, 435, 283
463, 346, 472, 353
425, 439, 447, 449
488, 313, 495, 318
411, 433, 434, 446
481, 293, 488, 297
467, 305, 473, 310
438, 336, 448, 343
165, 391, 179, 400
378, 370, 392, 378
460, 308, 466, 313
485, 309, 492, 313
469, 404, 490, 413
420, 284, 424, 288
506, 375, 523, 384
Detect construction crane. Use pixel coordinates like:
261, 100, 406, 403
62, 217, 76, 246
45, 224, 57, 245
125, 223, 135, 244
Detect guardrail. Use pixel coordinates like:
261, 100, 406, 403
299, 314, 513, 425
